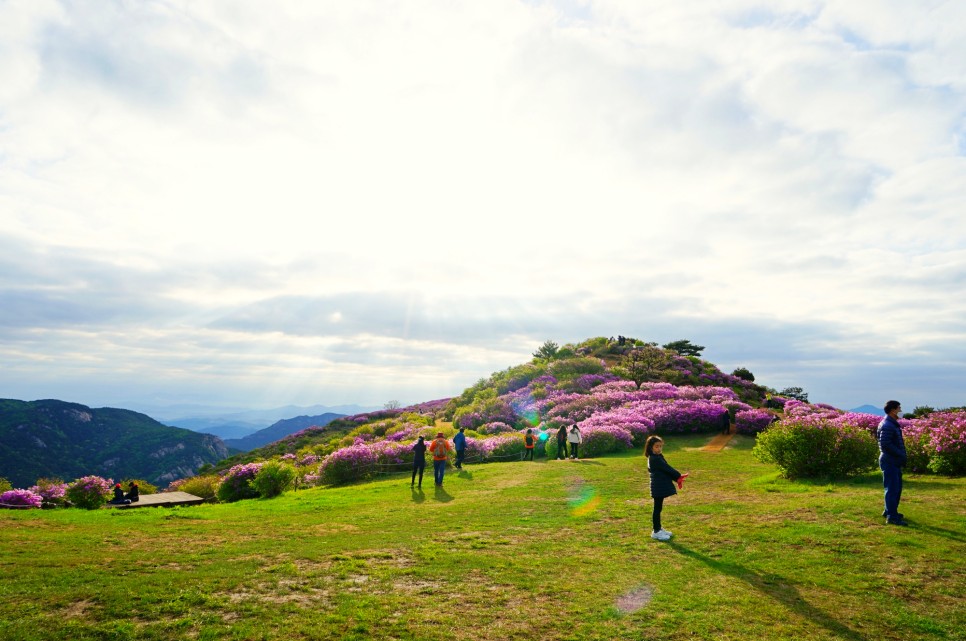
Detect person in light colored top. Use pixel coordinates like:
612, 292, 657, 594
567, 424, 582, 460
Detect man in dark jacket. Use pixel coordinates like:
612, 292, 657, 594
453, 428, 467, 470
877, 400, 908, 526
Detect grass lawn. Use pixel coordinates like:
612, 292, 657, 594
1, 434, 963, 641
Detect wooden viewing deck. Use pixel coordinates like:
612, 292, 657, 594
106, 491, 206, 509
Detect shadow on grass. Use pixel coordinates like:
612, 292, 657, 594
456, 470, 474, 480
434, 486, 454, 503
410, 488, 425, 504
667, 542, 867, 641
913, 522, 966, 543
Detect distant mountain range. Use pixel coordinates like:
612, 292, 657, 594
849, 404, 884, 416
153, 404, 376, 439
223, 413, 344, 452
0, 399, 229, 488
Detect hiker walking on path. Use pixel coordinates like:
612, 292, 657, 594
567, 424, 582, 460
877, 400, 908, 526
645, 435, 688, 541
720, 410, 731, 435
556, 424, 569, 460
429, 432, 453, 487
411, 436, 427, 488
523, 428, 538, 461
453, 427, 467, 470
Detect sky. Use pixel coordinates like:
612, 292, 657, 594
1, 0, 964, 415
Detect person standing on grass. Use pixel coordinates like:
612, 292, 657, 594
523, 428, 538, 461
877, 400, 908, 526
429, 432, 452, 487
567, 424, 582, 460
556, 424, 569, 460
453, 427, 467, 470
411, 436, 427, 488
645, 435, 688, 541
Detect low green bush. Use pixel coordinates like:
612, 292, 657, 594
178, 475, 220, 499
252, 462, 296, 498
753, 418, 878, 479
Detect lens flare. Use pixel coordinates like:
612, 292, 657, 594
569, 484, 600, 517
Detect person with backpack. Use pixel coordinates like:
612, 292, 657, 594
429, 432, 453, 487
645, 435, 688, 541
453, 427, 467, 470
556, 424, 569, 460
567, 424, 582, 460
411, 436, 427, 488
523, 428, 538, 461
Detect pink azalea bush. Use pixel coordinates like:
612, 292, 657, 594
918, 411, 966, 475
29, 479, 68, 506
217, 463, 263, 502
1, 488, 43, 508
735, 409, 775, 435
66, 475, 113, 510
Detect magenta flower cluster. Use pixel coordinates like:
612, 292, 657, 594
1, 489, 43, 508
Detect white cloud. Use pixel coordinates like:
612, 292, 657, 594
1, 0, 964, 411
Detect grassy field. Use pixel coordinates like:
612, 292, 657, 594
1, 434, 963, 641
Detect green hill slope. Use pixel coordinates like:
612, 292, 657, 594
1, 435, 963, 641
0, 399, 229, 487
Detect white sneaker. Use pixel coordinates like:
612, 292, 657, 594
657, 529, 673, 538
651, 531, 671, 541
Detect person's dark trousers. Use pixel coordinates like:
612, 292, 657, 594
652, 496, 665, 532
433, 459, 446, 485
412, 462, 425, 487
524, 448, 534, 461
455, 448, 465, 469
557, 441, 567, 459
881, 460, 903, 521
569, 443, 578, 458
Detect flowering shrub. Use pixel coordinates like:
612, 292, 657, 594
752, 417, 878, 479
735, 409, 775, 435
29, 478, 68, 506
217, 463, 263, 502
579, 407, 654, 446
66, 476, 113, 510
477, 421, 515, 435
252, 461, 296, 498
318, 443, 378, 485
579, 425, 634, 457
0, 489, 43, 508
919, 411, 966, 475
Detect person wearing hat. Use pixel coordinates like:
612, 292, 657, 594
109, 483, 130, 505
429, 432, 453, 486
453, 427, 467, 470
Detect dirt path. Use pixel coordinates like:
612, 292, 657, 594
699, 426, 735, 452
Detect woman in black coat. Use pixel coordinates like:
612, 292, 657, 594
645, 435, 688, 541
